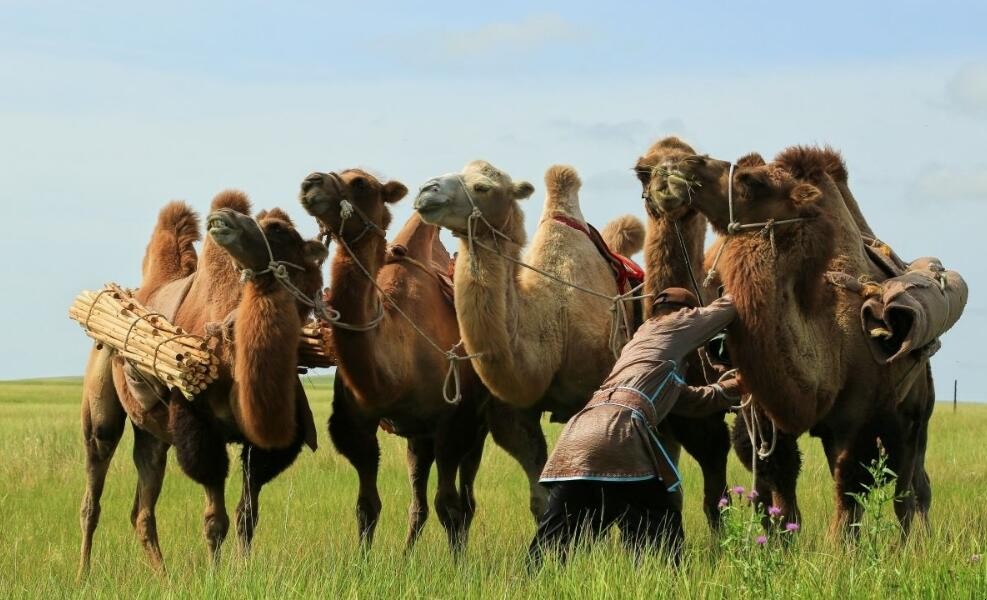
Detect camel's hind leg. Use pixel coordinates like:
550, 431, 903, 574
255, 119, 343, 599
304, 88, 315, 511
667, 413, 730, 531
404, 436, 435, 551
235, 435, 304, 554
328, 379, 382, 549
486, 401, 549, 520
130, 425, 169, 572
79, 345, 127, 578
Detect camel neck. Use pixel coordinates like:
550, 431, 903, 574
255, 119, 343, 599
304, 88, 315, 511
644, 211, 707, 313
326, 234, 391, 399
453, 234, 534, 403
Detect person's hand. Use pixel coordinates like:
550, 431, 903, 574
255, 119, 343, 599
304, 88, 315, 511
717, 373, 749, 409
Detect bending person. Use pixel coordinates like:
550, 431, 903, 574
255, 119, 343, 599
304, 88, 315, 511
529, 288, 743, 567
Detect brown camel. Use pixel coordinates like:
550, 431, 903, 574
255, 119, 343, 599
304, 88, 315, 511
298, 169, 548, 551
413, 161, 646, 510
632, 136, 733, 529
649, 148, 935, 535
79, 192, 326, 574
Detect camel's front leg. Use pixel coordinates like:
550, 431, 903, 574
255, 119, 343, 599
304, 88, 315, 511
403, 436, 435, 551
327, 379, 382, 549
235, 436, 304, 554
486, 400, 549, 520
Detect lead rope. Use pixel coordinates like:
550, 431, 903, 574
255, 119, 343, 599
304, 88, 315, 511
456, 176, 649, 356
329, 198, 480, 404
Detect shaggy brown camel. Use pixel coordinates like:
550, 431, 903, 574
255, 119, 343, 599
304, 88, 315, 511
79, 192, 326, 574
299, 169, 547, 551
632, 136, 732, 529
649, 148, 935, 535
413, 161, 646, 510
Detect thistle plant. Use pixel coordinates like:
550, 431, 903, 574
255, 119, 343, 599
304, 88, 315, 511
847, 439, 909, 567
718, 486, 800, 595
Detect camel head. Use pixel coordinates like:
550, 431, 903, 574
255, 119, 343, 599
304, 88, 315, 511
635, 136, 700, 220
207, 206, 327, 294
299, 169, 408, 244
413, 160, 534, 242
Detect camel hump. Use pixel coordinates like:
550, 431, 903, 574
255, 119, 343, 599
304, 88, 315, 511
210, 189, 252, 214
157, 200, 202, 249
774, 145, 848, 185
545, 165, 582, 198
140, 201, 201, 291
600, 214, 645, 257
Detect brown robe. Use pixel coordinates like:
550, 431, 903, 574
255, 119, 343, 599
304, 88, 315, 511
540, 295, 737, 491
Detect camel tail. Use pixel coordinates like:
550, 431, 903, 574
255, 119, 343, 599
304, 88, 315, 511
210, 189, 252, 214
141, 201, 201, 284
601, 214, 645, 257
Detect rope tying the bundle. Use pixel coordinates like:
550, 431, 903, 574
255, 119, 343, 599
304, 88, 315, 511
455, 176, 647, 356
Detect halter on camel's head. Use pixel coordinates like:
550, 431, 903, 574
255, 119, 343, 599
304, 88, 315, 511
647, 154, 819, 288
299, 169, 407, 247
206, 207, 327, 310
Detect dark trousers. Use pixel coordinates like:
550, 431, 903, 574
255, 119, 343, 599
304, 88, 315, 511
527, 479, 683, 567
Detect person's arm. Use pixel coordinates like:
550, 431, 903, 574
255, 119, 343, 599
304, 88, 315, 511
670, 376, 743, 417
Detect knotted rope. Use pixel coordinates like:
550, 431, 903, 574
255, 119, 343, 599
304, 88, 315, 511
454, 176, 648, 357
700, 163, 814, 288
321, 185, 480, 404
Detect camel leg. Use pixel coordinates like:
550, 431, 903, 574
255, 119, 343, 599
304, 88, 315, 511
458, 427, 488, 533
486, 400, 549, 520
404, 436, 435, 551
433, 408, 484, 556
667, 413, 730, 531
235, 435, 304, 554
328, 379, 381, 549
130, 425, 169, 572
78, 347, 127, 578
169, 397, 230, 565
732, 422, 801, 529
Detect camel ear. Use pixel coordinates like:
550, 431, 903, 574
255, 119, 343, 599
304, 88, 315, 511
512, 181, 535, 200
790, 183, 822, 206
303, 240, 329, 266
382, 181, 408, 204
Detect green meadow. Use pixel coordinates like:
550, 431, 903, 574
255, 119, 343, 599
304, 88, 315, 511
0, 376, 984, 598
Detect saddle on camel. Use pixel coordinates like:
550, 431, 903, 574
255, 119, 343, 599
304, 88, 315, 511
529, 288, 744, 567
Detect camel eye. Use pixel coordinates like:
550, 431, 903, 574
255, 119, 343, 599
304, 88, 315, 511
473, 183, 491, 193
351, 177, 367, 189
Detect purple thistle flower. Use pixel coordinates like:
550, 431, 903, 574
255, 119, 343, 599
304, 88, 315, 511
767, 506, 782, 517
746, 490, 759, 501
785, 522, 800, 532
971, 554, 982, 564
718, 497, 729, 509
731, 485, 745, 496
755, 535, 768, 546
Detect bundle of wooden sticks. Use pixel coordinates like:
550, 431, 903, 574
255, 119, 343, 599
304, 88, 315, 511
69, 284, 219, 398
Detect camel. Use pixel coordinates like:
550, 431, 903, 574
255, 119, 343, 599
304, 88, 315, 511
78, 192, 326, 574
649, 147, 935, 535
413, 161, 646, 505
632, 136, 733, 529
298, 169, 547, 552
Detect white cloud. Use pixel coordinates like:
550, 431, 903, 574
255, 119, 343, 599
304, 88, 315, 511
441, 13, 584, 57
943, 63, 987, 118
909, 163, 987, 203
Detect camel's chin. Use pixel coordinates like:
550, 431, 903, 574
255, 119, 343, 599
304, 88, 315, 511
208, 226, 239, 246
300, 193, 331, 218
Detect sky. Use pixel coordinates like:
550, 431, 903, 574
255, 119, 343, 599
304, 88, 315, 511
1, 1, 985, 400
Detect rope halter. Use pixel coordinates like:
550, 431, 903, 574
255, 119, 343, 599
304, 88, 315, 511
702, 163, 815, 288
234, 216, 315, 311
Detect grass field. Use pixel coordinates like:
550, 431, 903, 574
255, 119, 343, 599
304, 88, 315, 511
0, 376, 984, 598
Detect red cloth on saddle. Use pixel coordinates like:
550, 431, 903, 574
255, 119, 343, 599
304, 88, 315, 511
552, 214, 645, 294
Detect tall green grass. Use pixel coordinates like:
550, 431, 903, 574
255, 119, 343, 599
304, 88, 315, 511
0, 377, 983, 598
